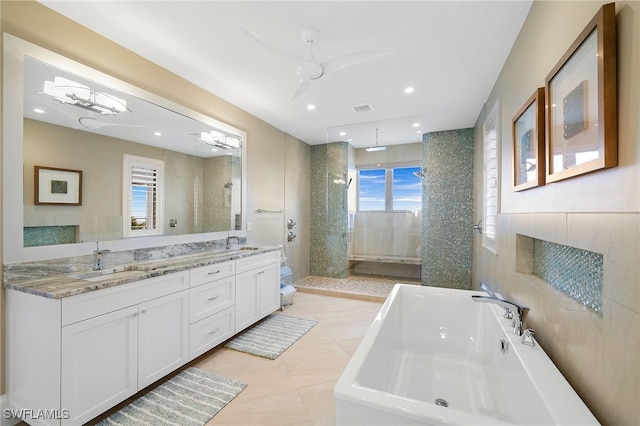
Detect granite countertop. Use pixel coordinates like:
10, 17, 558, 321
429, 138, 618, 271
5, 246, 280, 299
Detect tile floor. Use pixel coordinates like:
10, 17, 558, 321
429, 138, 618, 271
194, 291, 383, 425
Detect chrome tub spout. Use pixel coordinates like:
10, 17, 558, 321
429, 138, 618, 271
472, 295, 530, 336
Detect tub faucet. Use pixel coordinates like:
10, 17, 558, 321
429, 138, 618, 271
93, 242, 111, 271
226, 235, 240, 249
472, 295, 530, 336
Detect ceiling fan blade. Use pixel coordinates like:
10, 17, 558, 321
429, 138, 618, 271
292, 79, 310, 100
238, 24, 304, 62
322, 48, 395, 75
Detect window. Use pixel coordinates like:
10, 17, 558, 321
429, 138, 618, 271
123, 154, 164, 237
483, 101, 500, 252
357, 165, 422, 212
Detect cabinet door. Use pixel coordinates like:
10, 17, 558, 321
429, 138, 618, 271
258, 261, 281, 318
138, 290, 190, 388
235, 269, 259, 332
62, 305, 138, 426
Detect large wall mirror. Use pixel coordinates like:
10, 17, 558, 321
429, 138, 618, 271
3, 34, 247, 263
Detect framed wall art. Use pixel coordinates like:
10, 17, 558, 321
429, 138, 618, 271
545, 3, 617, 183
513, 88, 545, 191
34, 165, 83, 205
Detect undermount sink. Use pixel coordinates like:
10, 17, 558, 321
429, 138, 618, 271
71, 266, 138, 281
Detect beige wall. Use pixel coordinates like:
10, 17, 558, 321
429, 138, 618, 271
473, 2, 640, 425
0, 0, 311, 395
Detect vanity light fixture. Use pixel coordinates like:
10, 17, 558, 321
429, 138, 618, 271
43, 76, 128, 115
365, 128, 387, 152
199, 131, 241, 150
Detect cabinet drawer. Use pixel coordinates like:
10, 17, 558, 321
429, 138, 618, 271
189, 307, 235, 359
190, 276, 235, 324
235, 251, 280, 273
62, 271, 189, 326
190, 260, 235, 287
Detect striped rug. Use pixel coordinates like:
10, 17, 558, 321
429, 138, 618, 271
224, 314, 317, 359
97, 367, 245, 426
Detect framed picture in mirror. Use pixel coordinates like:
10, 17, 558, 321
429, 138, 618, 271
545, 2, 617, 183
513, 88, 545, 191
34, 165, 83, 205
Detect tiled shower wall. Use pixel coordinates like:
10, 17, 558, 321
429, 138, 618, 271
310, 142, 349, 278
421, 128, 474, 289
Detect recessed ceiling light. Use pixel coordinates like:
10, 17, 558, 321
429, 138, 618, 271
154, 131, 162, 136
412, 122, 420, 127
339, 131, 346, 136
34, 108, 45, 114
404, 86, 415, 94
306, 104, 316, 111
416, 130, 422, 134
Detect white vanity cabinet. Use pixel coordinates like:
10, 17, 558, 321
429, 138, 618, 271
61, 272, 190, 425
6, 249, 281, 426
235, 251, 281, 332
7, 271, 190, 426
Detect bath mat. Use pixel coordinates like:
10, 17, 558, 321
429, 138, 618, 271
224, 314, 317, 359
96, 367, 245, 426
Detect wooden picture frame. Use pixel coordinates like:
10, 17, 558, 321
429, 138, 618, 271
545, 3, 617, 183
513, 88, 545, 191
34, 166, 83, 205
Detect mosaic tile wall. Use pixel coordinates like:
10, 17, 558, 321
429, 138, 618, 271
309, 142, 349, 278
24, 225, 77, 247
533, 238, 603, 315
421, 128, 474, 289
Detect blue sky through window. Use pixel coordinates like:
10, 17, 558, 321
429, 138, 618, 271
393, 167, 422, 211
358, 166, 421, 211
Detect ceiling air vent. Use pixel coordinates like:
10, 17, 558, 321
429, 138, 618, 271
351, 103, 374, 113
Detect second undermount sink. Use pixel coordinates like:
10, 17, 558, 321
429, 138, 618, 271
71, 266, 139, 281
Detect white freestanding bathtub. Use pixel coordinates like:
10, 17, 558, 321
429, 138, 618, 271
335, 284, 599, 425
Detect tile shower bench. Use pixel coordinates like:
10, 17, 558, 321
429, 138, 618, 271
4, 246, 281, 425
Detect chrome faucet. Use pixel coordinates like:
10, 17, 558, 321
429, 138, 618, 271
472, 294, 530, 336
226, 235, 240, 249
93, 242, 111, 271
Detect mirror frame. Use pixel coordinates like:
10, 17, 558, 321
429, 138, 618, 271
3, 33, 247, 263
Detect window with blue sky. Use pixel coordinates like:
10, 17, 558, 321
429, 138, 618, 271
358, 166, 422, 212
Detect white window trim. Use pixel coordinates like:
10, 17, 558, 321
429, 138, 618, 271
123, 154, 164, 238
482, 100, 500, 254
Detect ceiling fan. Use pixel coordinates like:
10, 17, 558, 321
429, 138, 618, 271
239, 25, 395, 99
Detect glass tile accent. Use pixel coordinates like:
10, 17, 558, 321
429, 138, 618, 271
24, 225, 77, 247
533, 239, 603, 315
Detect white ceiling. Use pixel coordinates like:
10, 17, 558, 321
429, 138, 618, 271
38, 1, 532, 149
